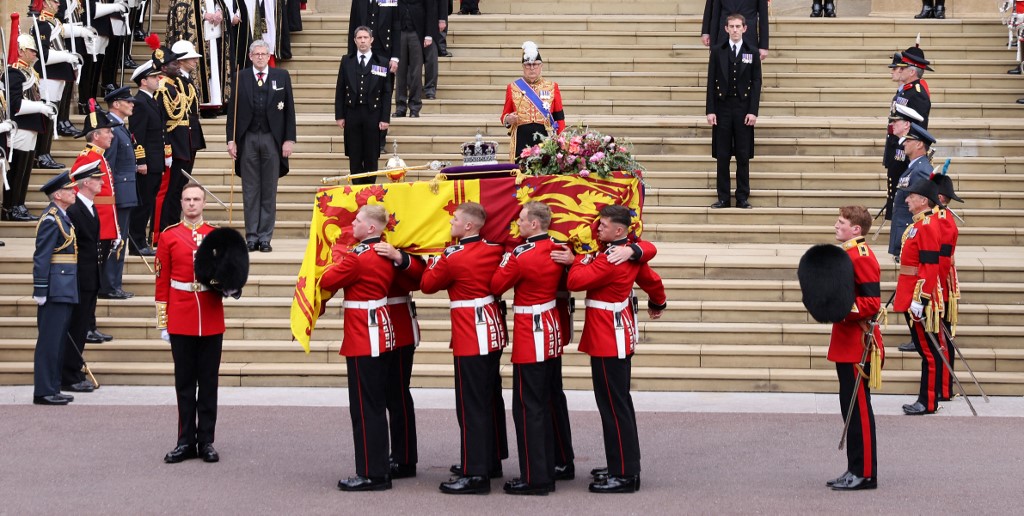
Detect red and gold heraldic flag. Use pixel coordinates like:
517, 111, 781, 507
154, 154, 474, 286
290, 172, 644, 351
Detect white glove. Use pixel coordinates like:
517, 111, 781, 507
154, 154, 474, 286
0, 120, 14, 134
112, 238, 122, 251
66, 24, 99, 40
17, 99, 52, 116
910, 300, 924, 319
43, 102, 58, 118
94, 2, 129, 17
160, 329, 170, 342
34, 296, 46, 305
164, 156, 173, 168
127, 0, 140, 7
67, 0, 80, 13
47, 49, 82, 66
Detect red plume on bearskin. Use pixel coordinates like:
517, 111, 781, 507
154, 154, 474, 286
194, 228, 250, 298
8, 13, 20, 66
798, 244, 855, 324
145, 33, 161, 51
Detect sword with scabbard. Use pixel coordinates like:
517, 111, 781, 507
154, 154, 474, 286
922, 328, 977, 416
180, 168, 229, 210
839, 291, 893, 450
65, 331, 100, 389
939, 323, 989, 403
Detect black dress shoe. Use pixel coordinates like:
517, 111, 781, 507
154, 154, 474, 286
710, 200, 730, 209
259, 241, 273, 252
1017, 98, 1024, 104
590, 466, 608, 478
736, 200, 752, 209
62, 380, 95, 393
1008, 67, 1022, 75
409, 111, 420, 118
826, 471, 852, 487
36, 154, 65, 169
164, 444, 198, 463
10, 206, 37, 222
450, 464, 503, 478
119, 290, 135, 299
902, 401, 934, 415
441, 51, 454, 57
338, 475, 392, 491
124, 56, 139, 68
58, 120, 81, 136
199, 443, 220, 463
897, 341, 916, 352
830, 474, 876, 491
503, 479, 554, 495
389, 462, 417, 479
439, 475, 490, 494
247, 241, 258, 252
85, 330, 106, 343
393, 110, 407, 118
134, 29, 147, 42
554, 463, 575, 481
424, 93, 436, 100
129, 246, 156, 256
102, 84, 117, 97
56, 392, 74, 402
95, 330, 114, 341
589, 475, 640, 493
99, 290, 131, 300
33, 395, 69, 405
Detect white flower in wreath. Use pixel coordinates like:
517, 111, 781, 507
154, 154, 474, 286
277, 101, 284, 111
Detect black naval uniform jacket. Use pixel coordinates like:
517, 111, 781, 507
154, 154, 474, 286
129, 89, 167, 176
706, 39, 762, 160
66, 198, 103, 292
335, 52, 393, 152
157, 77, 192, 161
702, 0, 770, 51
883, 79, 931, 170
179, 73, 207, 154
348, 0, 401, 60
226, 66, 298, 177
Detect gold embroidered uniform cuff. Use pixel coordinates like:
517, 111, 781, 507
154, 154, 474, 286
156, 302, 168, 329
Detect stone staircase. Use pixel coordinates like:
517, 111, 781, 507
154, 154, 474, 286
1, 2, 1022, 395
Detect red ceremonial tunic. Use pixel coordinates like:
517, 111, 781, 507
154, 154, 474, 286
894, 211, 941, 312
154, 221, 225, 336
828, 237, 885, 363
931, 207, 958, 303
491, 234, 566, 364
320, 237, 397, 358
72, 145, 119, 241
566, 239, 667, 359
500, 79, 565, 134
421, 235, 508, 357
387, 252, 426, 349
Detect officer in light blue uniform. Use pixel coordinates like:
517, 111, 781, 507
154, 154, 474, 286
889, 123, 936, 258
32, 171, 81, 406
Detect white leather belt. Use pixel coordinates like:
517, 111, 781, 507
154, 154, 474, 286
450, 295, 496, 355
387, 296, 411, 305
513, 300, 557, 314
343, 297, 388, 357
171, 279, 208, 292
585, 298, 631, 359
386, 296, 419, 347
515, 300, 558, 360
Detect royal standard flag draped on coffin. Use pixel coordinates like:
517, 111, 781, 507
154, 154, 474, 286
290, 172, 644, 351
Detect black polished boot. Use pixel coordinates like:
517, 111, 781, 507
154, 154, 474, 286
824, 0, 836, 17
124, 55, 139, 68
57, 120, 78, 137
933, 0, 945, 18
810, 0, 822, 17
14, 206, 38, 221
35, 154, 65, 169
914, 0, 934, 18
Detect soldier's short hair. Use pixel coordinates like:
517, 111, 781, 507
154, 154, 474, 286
181, 181, 205, 199
522, 201, 552, 230
599, 205, 631, 228
839, 205, 872, 235
456, 202, 487, 226
354, 25, 373, 38
360, 204, 388, 228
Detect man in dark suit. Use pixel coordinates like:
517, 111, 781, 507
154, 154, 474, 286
335, 27, 393, 186
127, 63, 166, 256
706, 13, 762, 210
701, 0, 769, 61
99, 87, 139, 300
226, 39, 297, 253
393, 0, 439, 118
63, 161, 106, 394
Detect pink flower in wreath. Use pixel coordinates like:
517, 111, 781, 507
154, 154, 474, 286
579, 169, 591, 178
520, 146, 533, 159
589, 151, 605, 163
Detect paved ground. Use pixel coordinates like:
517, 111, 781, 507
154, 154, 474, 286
1, 387, 1022, 515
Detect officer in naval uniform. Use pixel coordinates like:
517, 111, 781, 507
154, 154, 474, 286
335, 26, 392, 185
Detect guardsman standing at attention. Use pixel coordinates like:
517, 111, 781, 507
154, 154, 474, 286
156, 182, 226, 464
319, 205, 398, 492
421, 201, 509, 495
894, 178, 945, 416
826, 206, 884, 491
335, 26, 393, 185
374, 240, 428, 481
501, 41, 564, 163
31, 170, 79, 406
566, 205, 667, 494
929, 169, 963, 401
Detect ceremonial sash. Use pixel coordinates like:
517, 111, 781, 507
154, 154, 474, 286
514, 78, 554, 129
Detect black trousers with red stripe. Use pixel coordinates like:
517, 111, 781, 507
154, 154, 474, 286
590, 355, 641, 477
346, 354, 390, 479
549, 356, 576, 468
836, 363, 878, 479
169, 333, 223, 446
384, 345, 417, 467
906, 314, 947, 411
453, 349, 507, 476
512, 360, 556, 486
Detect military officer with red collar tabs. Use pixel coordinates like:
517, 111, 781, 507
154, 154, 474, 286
320, 204, 398, 492
156, 182, 225, 464
566, 204, 666, 494
374, 240, 427, 481
421, 201, 509, 495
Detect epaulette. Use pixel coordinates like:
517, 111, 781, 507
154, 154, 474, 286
353, 243, 370, 255
443, 244, 464, 257
857, 242, 869, 257
512, 242, 535, 257
915, 84, 922, 93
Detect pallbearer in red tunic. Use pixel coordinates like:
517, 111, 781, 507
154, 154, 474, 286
827, 206, 883, 491
155, 183, 226, 464
421, 201, 508, 495
930, 171, 962, 401
893, 178, 946, 416
320, 205, 397, 492
566, 205, 666, 494
500, 41, 565, 162
373, 240, 427, 480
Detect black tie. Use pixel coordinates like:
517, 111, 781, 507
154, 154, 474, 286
257, 71, 264, 86
732, 44, 737, 56
359, 55, 366, 68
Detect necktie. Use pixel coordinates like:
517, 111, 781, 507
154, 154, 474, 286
732, 44, 737, 56
359, 55, 366, 68
257, 71, 264, 86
